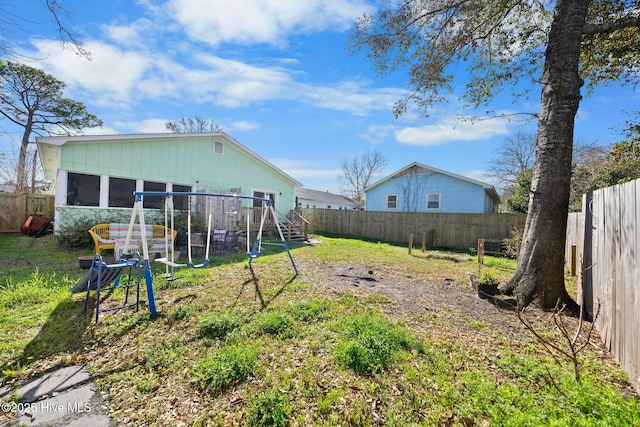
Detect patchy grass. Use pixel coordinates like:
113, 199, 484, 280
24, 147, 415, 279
333, 314, 422, 375
1, 232, 639, 426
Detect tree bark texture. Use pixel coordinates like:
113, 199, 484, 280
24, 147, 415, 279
503, 0, 589, 311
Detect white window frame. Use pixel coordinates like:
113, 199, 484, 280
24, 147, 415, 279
214, 140, 224, 155
426, 192, 441, 211
386, 194, 398, 210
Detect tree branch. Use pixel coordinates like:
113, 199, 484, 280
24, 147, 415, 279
45, 0, 92, 59
583, 15, 640, 36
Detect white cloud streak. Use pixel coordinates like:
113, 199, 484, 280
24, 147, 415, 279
25, 40, 403, 116
395, 118, 511, 146
268, 158, 341, 180
166, 0, 372, 46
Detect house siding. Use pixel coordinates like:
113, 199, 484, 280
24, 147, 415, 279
59, 137, 292, 198
43, 134, 298, 229
366, 172, 492, 213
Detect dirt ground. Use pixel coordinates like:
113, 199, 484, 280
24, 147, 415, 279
294, 254, 626, 377
302, 259, 519, 328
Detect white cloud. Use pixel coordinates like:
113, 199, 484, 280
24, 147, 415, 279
83, 125, 118, 135
102, 20, 154, 48
166, 0, 372, 46
268, 158, 341, 180
395, 117, 511, 146
302, 82, 405, 116
181, 54, 294, 107
28, 39, 151, 105
358, 124, 396, 144
288, 168, 343, 180
229, 121, 259, 131
464, 169, 493, 184
114, 119, 170, 134
25, 39, 404, 116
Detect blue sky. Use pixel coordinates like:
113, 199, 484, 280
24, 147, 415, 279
0, 0, 635, 194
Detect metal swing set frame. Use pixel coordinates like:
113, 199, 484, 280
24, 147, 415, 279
123, 191, 298, 317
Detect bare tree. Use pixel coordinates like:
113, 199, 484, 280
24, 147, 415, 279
0, 0, 90, 60
488, 131, 537, 191
339, 150, 387, 204
569, 144, 610, 211
492, 133, 600, 212
399, 167, 425, 212
165, 117, 223, 133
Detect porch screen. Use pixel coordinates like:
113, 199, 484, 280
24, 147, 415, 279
109, 178, 136, 207
143, 181, 166, 209
67, 172, 100, 206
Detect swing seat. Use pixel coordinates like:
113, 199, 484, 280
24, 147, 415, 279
188, 260, 210, 269
155, 258, 188, 268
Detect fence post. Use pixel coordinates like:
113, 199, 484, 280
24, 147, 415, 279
421, 232, 426, 252
478, 239, 484, 265
408, 233, 413, 254
570, 245, 577, 276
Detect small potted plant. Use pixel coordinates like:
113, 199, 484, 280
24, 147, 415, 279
78, 255, 94, 269
470, 269, 500, 299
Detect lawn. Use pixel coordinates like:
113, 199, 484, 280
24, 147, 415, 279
1, 232, 638, 426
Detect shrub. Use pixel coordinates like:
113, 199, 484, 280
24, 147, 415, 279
503, 228, 523, 258
56, 217, 98, 249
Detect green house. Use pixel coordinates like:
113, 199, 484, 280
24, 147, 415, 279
37, 133, 301, 232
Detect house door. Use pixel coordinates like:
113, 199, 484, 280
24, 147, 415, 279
252, 191, 276, 225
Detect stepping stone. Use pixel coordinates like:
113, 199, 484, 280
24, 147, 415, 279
16, 383, 94, 426
0, 365, 90, 403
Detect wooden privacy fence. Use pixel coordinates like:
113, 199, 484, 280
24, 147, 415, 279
0, 193, 55, 232
566, 178, 640, 393
300, 209, 526, 251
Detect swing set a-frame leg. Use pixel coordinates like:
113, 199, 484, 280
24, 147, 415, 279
246, 204, 298, 275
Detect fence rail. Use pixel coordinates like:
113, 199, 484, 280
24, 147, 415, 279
0, 193, 54, 233
300, 209, 526, 251
566, 178, 639, 393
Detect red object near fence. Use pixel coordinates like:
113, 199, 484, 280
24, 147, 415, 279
20, 214, 53, 237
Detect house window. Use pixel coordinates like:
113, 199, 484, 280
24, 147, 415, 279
109, 177, 136, 208
67, 172, 100, 206
173, 184, 191, 210
214, 141, 224, 155
386, 194, 398, 210
144, 181, 166, 209
426, 193, 441, 210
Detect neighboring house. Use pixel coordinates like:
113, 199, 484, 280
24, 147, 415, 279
37, 132, 302, 231
295, 188, 362, 210
364, 162, 500, 213
0, 184, 15, 193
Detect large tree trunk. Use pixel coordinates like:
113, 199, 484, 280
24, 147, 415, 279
502, 0, 589, 311
16, 118, 34, 193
